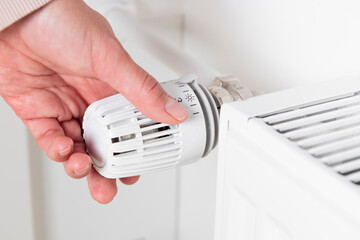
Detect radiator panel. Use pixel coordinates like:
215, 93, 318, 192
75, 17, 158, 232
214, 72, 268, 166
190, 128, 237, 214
215, 78, 360, 240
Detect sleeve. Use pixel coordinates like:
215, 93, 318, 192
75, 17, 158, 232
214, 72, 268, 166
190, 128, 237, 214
0, 0, 52, 31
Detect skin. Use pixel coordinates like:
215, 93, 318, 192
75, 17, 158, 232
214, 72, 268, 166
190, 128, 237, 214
0, 0, 188, 204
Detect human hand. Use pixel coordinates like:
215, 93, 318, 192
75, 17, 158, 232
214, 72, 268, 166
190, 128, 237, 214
0, 0, 188, 203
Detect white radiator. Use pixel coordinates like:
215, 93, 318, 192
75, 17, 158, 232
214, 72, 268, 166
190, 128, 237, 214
215, 78, 360, 240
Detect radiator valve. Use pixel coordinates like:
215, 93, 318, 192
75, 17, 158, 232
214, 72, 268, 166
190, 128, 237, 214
82, 74, 257, 178
82, 74, 219, 178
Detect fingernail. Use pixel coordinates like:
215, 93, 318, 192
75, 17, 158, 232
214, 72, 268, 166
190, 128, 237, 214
59, 146, 72, 156
74, 163, 91, 176
165, 97, 188, 121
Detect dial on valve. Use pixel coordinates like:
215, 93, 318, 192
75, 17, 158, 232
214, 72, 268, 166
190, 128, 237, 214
82, 74, 219, 178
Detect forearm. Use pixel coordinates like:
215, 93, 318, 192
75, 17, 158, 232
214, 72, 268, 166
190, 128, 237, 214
0, 0, 52, 31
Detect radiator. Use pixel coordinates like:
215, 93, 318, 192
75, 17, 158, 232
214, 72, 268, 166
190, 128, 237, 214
215, 78, 360, 240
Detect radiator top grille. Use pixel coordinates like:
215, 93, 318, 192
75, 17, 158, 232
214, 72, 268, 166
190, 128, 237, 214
258, 93, 360, 184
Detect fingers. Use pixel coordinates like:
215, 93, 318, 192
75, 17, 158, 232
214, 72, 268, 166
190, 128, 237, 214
25, 118, 137, 204
87, 167, 117, 204
61, 119, 92, 179
63, 117, 139, 203
120, 176, 140, 185
86, 169, 139, 203
92, 38, 188, 125
24, 118, 73, 162
64, 152, 91, 179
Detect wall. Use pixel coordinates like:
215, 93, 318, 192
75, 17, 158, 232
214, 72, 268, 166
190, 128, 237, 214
0, 98, 34, 240
183, 0, 360, 91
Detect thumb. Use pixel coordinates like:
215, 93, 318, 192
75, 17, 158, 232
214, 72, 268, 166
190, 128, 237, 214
93, 38, 188, 125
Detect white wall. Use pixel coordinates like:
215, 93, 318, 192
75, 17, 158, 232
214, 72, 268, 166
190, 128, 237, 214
183, 0, 360, 92
0, 98, 34, 240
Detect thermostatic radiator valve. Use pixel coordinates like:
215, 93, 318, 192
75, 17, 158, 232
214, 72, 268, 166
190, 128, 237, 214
83, 74, 223, 178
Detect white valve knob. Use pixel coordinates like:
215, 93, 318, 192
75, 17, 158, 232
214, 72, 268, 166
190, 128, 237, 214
82, 74, 219, 178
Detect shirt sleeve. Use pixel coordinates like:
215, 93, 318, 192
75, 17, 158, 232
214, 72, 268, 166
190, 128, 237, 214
0, 0, 52, 31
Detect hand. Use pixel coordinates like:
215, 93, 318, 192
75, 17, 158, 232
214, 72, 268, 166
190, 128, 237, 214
0, 0, 188, 204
